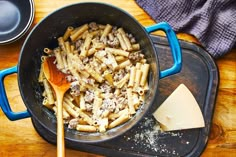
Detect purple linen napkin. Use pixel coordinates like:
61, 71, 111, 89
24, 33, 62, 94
136, 0, 236, 58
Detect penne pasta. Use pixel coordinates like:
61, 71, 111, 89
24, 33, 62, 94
118, 28, 132, 51
79, 93, 86, 110
52, 106, 70, 120
43, 79, 55, 105
63, 100, 79, 118
108, 112, 130, 129
131, 43, 140, 51
70, 24, 89, 42
135, 62, 142, 69
84, 65, 104, 83
128, 66, 136, 87
134, 69, 142, 89
38, 63, 45, 83
140, 64, 150, 86
132, 93, 140, 109
100, 24, 112, 40
105, 47, 129, 57
98, 118, 109, 132
92, 97, 103, 117
114, 73, 130, 88
117, 59, 132, 70
103, 70, 114, 86
65, 41, 71, 53
116, 32, 127, 50
43, 48, 53, 54
115, 56, 126, 62
127, 88, 136, 114
39, 22, 150, 133
54, 48, 64, 70
80, 33, 93, 57
77, 109, 93, 125
77, 125, 97, 132
94, 50, 118, 70
58, 37, 66, 52
63, 26, 74, 41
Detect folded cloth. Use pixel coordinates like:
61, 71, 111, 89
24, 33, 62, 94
136, 0, 236, 58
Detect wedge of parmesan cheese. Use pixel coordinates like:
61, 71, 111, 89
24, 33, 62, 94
153, 84, 205, 131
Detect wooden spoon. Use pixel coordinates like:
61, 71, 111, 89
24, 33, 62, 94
43, 57, 70, 157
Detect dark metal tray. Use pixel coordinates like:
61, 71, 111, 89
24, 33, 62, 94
32, 35, 219, 157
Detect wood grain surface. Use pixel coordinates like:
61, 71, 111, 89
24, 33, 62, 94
0, 0, 235, 156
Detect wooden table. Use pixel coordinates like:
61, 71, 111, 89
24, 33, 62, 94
0, 0, 235, 156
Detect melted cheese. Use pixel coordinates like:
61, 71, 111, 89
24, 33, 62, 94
153, 84, 205, 131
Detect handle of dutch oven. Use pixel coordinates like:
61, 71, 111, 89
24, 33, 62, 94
0, 66, 31, 121
145, 22, 182, 79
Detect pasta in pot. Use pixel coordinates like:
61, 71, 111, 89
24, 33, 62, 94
38, 22, 150, 133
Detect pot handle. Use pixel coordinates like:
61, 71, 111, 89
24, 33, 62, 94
145, 22, 182, 79
0, 66, 31, 121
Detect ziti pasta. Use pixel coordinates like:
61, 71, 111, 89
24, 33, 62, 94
38, 22, 150, 133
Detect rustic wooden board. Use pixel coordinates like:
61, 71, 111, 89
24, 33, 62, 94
32, 35, 219, 157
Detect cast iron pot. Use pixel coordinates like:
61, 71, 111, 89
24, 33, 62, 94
0, 3, 182, 143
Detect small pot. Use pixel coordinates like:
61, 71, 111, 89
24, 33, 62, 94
0, 0, 35, 44
0, 3, 182, 143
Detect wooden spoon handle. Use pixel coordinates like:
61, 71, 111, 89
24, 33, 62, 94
56, 91, 65, 157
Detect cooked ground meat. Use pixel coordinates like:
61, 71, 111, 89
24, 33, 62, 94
116, 97, 127, 107
129, 50, 144, 62
113, 69, 126, 82
75, 39, 83, 50
82, 57, 89, 64
87, 78, 95, 85
100, 36, 108, 45
127, 33, 136, 44
70, 83, 80, 96
100, 82, 112, 93
68, 118, 79, 129
102, 98, 116, 112
89, 22, 99, 31
114, 97, 127, 113
66, 75, 76, 82
107, 37, 119, 47
84, 90, 95, 103
120, 87, 128, 98
84, 103, 93, 111
112, 26, 118, 34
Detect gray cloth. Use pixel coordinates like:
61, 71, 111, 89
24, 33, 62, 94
136, 0, 236, 58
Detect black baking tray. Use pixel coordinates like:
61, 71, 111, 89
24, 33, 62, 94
31, 35, 219, 157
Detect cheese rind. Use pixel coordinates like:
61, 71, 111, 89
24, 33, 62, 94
153, 84, 205, 131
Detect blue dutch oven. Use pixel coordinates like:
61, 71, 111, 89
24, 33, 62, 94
0, 3, 182, 143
